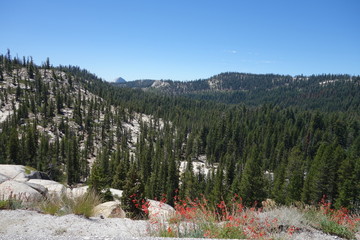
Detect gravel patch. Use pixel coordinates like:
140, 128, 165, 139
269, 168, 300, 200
0, 210, 148, 239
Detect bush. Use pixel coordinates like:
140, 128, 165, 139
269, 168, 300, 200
150, 195, 360, 239
150, 196, 275, 239
320, 218, 355, 240
304, 197, 360, 240
0, 200, 11, 209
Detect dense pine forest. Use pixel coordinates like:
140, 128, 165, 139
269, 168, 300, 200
1, 50, 359, 214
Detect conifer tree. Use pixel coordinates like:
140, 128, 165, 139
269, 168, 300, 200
272, 162, 286, 204
7, 128, 20, 164
27, 57, 35, 79
37, 134, 49, 170
121, 164, 147, 219
66, 135, 80, 185
336, 137, 360, 209
335, 157, 356, 209
112, 160, 128, 190
0, 64, 4, 81
285, 146, 304, 204
210, 164, 225, 205
112, 147, 130, 190
89, 156, 108, 193
302, 143, 337, 204
180, 157, 196, 200
238, 146, 265, 206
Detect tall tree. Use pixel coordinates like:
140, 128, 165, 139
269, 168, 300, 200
121, 163, 147, 219
238, 146, 266, 206
285, 146, 304, 204
7, 128, 20, 164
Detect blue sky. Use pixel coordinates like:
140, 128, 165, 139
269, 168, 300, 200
1, 0, 359, 81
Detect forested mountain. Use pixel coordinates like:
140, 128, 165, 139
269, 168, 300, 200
115, 72, 360, 112
1, 50, 359, 213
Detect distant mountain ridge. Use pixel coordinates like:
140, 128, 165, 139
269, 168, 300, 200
113, 72, 360, 112
114, 72, 358, 92
114, 77, 126, 83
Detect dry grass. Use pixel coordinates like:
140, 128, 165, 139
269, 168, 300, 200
0, 192, 29, 210
38, 190, 102, 218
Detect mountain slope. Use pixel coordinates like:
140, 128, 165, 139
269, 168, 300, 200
0, 55, 167, 185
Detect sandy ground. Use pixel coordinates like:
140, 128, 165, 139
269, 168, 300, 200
0, 209, 353, 240
0, 209, 148, 240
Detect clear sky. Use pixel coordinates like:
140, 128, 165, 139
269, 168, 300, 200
1, 0, 359, 81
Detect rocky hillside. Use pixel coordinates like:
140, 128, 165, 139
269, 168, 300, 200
0, 52, 216, 204
0, 53, 167, 185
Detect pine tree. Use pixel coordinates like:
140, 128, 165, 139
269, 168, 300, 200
180, 157, 196, 200
89, 156, 108, 194
27, 57, 35, 79
210, 164, 225, 205
238, 146, 265, 206
66, 135, 80, 185
166, 152, 179, 206
7, 128, 20, 164
272, 162, 286, 204
74, 90, 83, 127
112, 148, 129, 190
45, 57, 50, 69
285, 146, 304, 204
55, 90, 63, 114
335, 137, 360, 209
25, 123, 38, 166
0, 64, 4, 81
301, 143, 340, 204
37, 134, 49, 171
335, 157, 356, 209
121, 164, 147, 219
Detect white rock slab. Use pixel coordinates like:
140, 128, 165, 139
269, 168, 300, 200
27, 179, 66, 196
0, 164, 27, 181
0, 173, 9, 184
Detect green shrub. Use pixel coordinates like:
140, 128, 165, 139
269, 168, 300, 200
203, 224, 247, 239
158, 227, 177, 238
24, 166, 37, 174
320, 218, 355, 240
0, 200, 10, 209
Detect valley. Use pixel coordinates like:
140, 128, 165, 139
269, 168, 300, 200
0, 51, 360, 239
